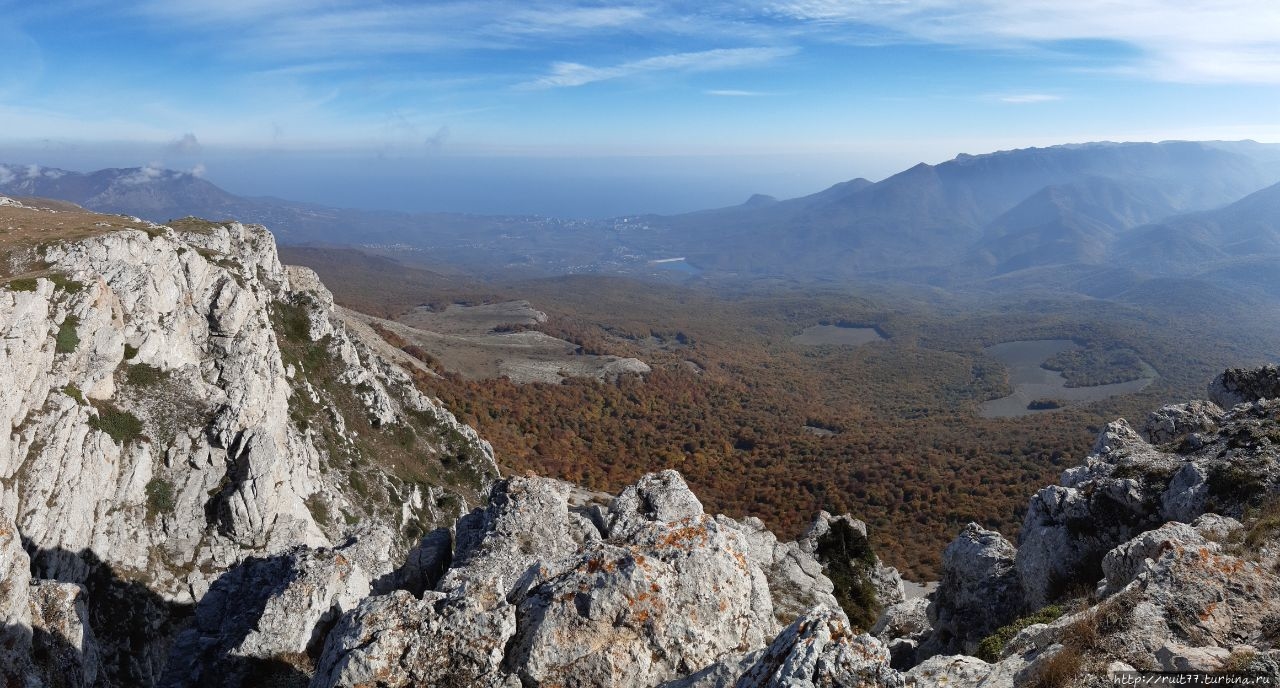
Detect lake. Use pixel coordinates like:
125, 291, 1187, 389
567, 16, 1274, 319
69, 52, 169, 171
649, 258, 703, 276
791, 324, 886, 347
978, 339, 1157, 418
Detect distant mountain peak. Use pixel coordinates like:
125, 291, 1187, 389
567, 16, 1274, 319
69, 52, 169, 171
742, 193, 778, 207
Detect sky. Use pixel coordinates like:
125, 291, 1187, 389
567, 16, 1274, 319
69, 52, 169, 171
2, 1, 1280, 217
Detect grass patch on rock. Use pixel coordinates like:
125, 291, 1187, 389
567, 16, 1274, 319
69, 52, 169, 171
125, 363, 169, 387
63, 384, 84, 404
1234, 495, 1280, 555
145, 478, 176, 519
977, 604, 1064, 662
167, 217, 228, 234
88, 403, 144, 445
4, 277, 38, 292
305, 494, 330, 526
1207, 461, 1269, 507
47, 273, 85, 294
55, 315, 80, 354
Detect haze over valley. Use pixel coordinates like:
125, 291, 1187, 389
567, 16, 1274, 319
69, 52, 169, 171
7, 137, 1280, 575
5, 2, 1280, 685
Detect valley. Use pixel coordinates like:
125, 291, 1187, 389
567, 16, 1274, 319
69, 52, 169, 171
344, 300, 650, 384
10, 0, 1280, 679
282, 245, 1279, 578
10, 140, 1280, 580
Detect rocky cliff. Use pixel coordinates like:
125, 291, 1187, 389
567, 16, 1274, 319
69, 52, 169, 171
889, 366, 1280, 686
0, 198, 498, 685
3, 196, 1280, 687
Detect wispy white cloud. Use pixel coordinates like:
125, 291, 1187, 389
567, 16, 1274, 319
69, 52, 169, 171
705, 89, 773, 97
120, 1, 1280, 84
120, 162, 166, 185
766, 0, 1280, 83
424, 125, 451, 152
164, 132, 202, 155
129, 1, 654, 57
521, 47, 796, 89
493, 6, 649, 35
997, 93, 1062, 104
134, 0, 346, 25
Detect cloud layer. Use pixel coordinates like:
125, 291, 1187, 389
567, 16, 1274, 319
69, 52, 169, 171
112, 0, 1280, 84
767, 0, 1280, 83
521, 48, 797, 89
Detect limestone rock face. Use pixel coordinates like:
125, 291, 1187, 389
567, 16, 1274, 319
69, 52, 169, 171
443, 475, 589, 604
733, 606, 903, 688
508, 514, 775, 686
1143, 400, 1223, 445
1098, 521, 1202, 595
314, 471, 902, 688
872, 598, 931, 669
1096, 514, 1241, 598
902, 655, 992, 688
918, 523, 1020, 658
1128, 542, 1280, 652
310, 591, 519, 688
0, 505, 35, 686
889, 375, 1280, 682
384, 526, 453, 596
30, 581, 99, 688
0, 205, 498, 684
160, 528, 395, 688
1015, 398, 1280, 609
608, 470, 706, 539
728, 515, 842, 625
801, 512, 906, 611
1209, 364, 1280, 408
950, 517, 1280, 682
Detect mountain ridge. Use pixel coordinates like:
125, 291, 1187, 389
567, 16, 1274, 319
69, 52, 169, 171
3, 197, 1280, 685
7, 140, 1280, 284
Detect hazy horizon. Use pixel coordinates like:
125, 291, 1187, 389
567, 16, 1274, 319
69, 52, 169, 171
3, 1, 1279, 216
0, 143, 926, 218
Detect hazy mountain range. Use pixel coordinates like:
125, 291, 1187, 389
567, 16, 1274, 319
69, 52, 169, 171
5, 140, 1280, 292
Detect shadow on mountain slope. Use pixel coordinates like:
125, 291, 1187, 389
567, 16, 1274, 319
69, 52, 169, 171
15, 542, 311, 687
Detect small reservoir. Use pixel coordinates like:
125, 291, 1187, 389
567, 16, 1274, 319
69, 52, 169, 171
791, 324, 886, 347
978, 339, 1156, 418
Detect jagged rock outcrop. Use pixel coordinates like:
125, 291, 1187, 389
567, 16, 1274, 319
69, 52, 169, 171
30, 580, 99, 688
1016, 389, 1280, 609
732, 606, 904, 688
0, 505, 35, 685
731, 515, 843, 625
800, 512, 906, 610
885, 367, 1280, 683
902, 655, 993, 688
312, 588, 521, 687
160, 526, 394, 687
1142, 400, 1223, 446
917, 524, 1020, 659
1209, 364, 1280, 408
313, 471, 899, 688
958, 516, 1280, 680
0, 200, 498, 684
1095, 514, 1240, 597
872, 598, 931, 669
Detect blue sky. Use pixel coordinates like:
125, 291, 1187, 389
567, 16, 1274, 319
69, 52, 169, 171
2, 1, 1279, 216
